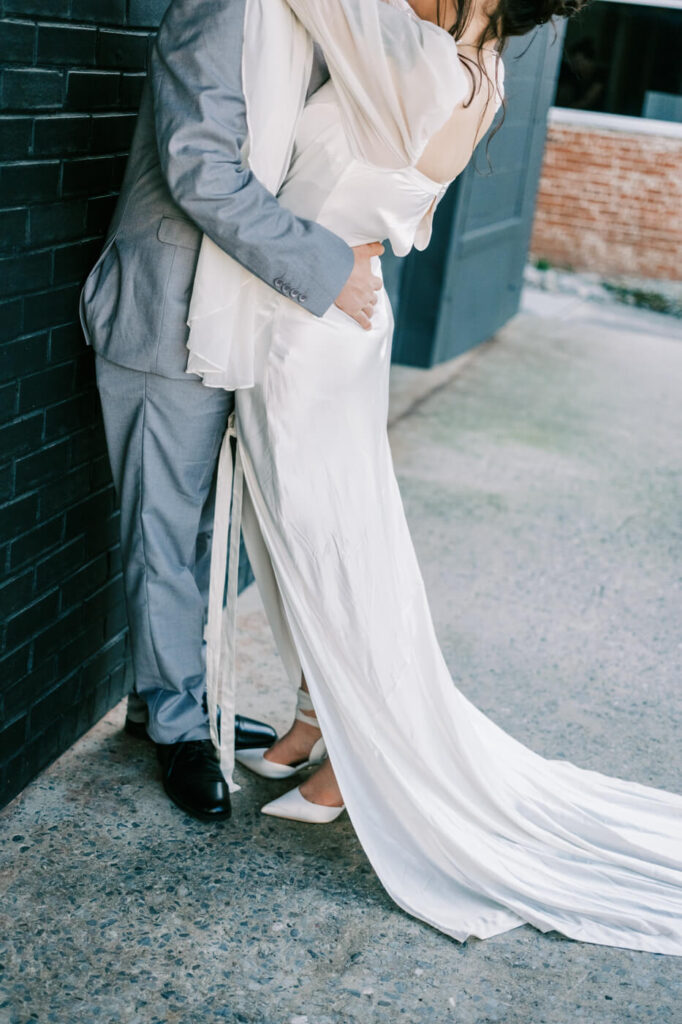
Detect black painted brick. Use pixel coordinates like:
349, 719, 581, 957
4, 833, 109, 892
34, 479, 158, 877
0, 568, 34, 620
97, 29, 149, 70
56, 613, 103, 675
3, 656, 56, 721
110, 154, 127, 190
4, 1, 69, 16
72, 350, 95, 390
0, 251, 51, 298
62, 154, 116, 196
80, 633, 126, 690
0, 493, 38, 540
84, 507, 119, 559
5, 588, 59, 649
0, 411, 43, 461
127, 0, 169, 29
0, 463, 13, 503
103, 595, 127, 636
17, 727, 62, 788
70, 0, 126, 25
18, 363, 74, 413
0, 19, 36, 65
83, 573, 124, 622
85, 193, 116, 233
0, 0, 180, 810
0, 116, 32, 159
0, 643, 31, 694
37, 24, 97, 67
59, 551, 107, 608
2, 68, 64, 110
66, 69, 119, 109
90, 112, 135, 154
0, 160, 60, 204
38, 463, 89, 518
0, 715, 28, 764
0, 208, 28, 254
0, 381, 19, 424
0, 299, 24, 343
31, 602, 84, 665
35, 534, 85, 593
33, 113, 91, 156
29, 671, 80, 735
23, 284, 81, 334
90, 453, 113, 490
14, 436, 69, 491
28, 199, 88, 247
67, 422, 106, 469
28, 198, 87, 248
49, 322, 85, 362
118, 71, 144, 109
0, 333, 49, 383
53, 237, 101, 284
44, 390, 96, 441
9, 514, 62, 571
63, 486, 112, 537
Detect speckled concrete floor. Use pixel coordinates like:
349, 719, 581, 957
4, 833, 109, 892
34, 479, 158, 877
2, 290, 681, 1024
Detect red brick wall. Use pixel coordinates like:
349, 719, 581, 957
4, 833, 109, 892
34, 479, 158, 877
530, 120, 682, 282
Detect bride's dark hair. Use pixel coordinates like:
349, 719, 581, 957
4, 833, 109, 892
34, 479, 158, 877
442, 0, 590, 43
435, 0, 590, 158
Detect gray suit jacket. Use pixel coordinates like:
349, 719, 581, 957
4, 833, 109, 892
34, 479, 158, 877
79, 0, 354, 379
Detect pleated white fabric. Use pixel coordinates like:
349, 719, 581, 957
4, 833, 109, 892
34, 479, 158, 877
198, 0, 682, 954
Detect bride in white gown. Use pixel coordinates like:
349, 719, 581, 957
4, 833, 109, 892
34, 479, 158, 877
190, 0, 682, 955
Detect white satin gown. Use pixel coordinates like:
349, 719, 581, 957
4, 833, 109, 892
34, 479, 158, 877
212, 75, 682, 956
181, 0, 682, 954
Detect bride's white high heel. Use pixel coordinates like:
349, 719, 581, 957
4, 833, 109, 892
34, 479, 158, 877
261, 785, 345, 824
234, 688, 327, 779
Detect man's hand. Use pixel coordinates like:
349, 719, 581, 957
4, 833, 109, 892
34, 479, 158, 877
334, 242, 385, 330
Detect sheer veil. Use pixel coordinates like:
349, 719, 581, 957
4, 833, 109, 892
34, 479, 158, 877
185, 0, 471, 393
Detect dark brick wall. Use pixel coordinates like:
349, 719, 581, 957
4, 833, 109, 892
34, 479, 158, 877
0, 0, 171, 808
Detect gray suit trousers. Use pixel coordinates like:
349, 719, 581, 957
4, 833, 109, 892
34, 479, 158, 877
95, 353, 234, 743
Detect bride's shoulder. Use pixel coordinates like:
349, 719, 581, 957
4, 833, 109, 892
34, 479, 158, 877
415, 47, 505, 183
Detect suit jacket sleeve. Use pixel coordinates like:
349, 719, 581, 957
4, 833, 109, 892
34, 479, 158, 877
149, 0, 354, 317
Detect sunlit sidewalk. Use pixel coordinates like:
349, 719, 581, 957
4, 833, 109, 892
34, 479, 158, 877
2, 288, 681, 1024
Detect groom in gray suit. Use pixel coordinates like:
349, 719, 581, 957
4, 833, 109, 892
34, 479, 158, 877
80, 0, 383, 821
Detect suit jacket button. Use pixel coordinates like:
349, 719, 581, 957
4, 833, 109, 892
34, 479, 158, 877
274, 277, 284, 288
300, 294, 307, 303
290, 288, 299, 299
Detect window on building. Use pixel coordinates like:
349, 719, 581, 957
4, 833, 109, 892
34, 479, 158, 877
554, 1, 682, 122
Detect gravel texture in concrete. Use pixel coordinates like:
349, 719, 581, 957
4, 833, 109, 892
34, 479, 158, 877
1, 290, 681, 1024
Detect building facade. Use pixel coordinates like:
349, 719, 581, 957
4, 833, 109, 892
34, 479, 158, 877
530, 0, 682, 282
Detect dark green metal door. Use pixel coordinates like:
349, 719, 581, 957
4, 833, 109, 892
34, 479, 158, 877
385, 23, 566, 368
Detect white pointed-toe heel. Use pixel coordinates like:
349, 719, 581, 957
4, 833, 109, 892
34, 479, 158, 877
234, 688, 327, 780
261, 785, 346, 824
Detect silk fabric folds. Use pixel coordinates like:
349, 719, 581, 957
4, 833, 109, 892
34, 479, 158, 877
191, 0, 682, 955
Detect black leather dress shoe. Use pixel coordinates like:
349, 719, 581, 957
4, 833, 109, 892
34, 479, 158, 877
157, 740, 231, 821
234, 713, 277, 750
124, 716, 149, 740
125, 712, 277, 750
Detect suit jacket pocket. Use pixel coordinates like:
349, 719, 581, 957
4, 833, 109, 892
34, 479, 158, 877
155, 216, 202, 374
79, 213, 201, 374
157, 214, 201, 250
79, 233, 120, 347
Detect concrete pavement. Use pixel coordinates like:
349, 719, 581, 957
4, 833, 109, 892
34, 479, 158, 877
1, 288, 681, 1024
